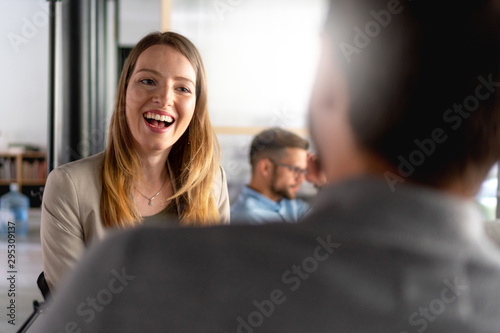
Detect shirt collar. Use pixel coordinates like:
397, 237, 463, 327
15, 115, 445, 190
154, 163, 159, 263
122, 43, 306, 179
242, 185, 284, 212
313, 176, 485, 246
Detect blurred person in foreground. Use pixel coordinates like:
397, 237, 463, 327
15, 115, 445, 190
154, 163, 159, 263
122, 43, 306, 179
230, 128, 321, 224
37, 0, 500, 332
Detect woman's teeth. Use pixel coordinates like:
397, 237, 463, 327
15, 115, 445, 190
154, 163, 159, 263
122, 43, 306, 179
143, 112, 175, 129
144, 112, 174, 123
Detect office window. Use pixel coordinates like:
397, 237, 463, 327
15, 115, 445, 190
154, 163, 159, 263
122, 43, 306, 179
476, 163, 498, 220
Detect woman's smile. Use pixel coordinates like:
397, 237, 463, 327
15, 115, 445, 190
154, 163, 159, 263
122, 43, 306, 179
142, 110, 176, 133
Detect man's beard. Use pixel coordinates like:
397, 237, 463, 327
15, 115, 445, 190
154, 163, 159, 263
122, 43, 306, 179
270, 168, 296, 200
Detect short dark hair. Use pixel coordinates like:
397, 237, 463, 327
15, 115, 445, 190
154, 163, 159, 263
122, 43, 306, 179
249, 128, 309, 168
326, 0, 500, 188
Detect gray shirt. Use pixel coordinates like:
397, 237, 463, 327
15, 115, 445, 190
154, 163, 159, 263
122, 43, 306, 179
37, 176, 500, 332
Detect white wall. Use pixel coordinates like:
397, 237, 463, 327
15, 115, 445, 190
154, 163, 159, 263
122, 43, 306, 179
0, 0, 49, 150
118, 0, 162, 46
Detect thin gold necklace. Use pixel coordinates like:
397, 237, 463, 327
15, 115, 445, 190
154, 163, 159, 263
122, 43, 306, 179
136, 173, 167, 206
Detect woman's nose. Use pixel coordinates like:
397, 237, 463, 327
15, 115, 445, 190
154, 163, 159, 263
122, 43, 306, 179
153, 87, 174, 107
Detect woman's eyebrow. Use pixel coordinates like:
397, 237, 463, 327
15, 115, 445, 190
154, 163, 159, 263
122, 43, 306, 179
136, 68, 162, 76
135, 68, 195, 86
174, 76, 195, 87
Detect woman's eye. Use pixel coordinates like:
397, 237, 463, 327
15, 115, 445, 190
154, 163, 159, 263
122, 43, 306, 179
178, 87, 191, 93
140, 79, 155, 86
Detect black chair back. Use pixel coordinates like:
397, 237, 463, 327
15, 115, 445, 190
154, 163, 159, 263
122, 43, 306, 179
16, 272, 50, 332
37, 271, 51, 301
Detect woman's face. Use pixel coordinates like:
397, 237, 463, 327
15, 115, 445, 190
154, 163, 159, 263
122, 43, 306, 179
125, 44, 197, 156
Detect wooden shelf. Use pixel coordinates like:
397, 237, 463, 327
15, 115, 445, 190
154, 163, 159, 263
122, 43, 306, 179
20, 179, 46, 186
0, 179, 17, 185
21, 152, 46, 158
0, 151, 47, 191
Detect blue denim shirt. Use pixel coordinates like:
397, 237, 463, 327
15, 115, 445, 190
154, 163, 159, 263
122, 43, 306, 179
230, 185, 311, 224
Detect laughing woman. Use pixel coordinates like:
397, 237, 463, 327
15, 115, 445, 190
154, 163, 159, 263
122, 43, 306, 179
41, 32, 229, 291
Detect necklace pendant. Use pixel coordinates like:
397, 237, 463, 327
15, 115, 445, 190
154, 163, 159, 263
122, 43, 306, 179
148, 199, 153, 206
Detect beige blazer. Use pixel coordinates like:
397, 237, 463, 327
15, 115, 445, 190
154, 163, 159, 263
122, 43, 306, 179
41, 152, 230, 291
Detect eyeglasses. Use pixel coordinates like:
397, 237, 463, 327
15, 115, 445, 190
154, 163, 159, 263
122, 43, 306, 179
269, 159, 307, 178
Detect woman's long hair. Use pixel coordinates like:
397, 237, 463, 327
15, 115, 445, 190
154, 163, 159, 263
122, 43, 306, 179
100, 31, 221, 228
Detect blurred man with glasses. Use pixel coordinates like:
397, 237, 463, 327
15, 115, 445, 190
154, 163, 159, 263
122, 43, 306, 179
231, 128, 323, 224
